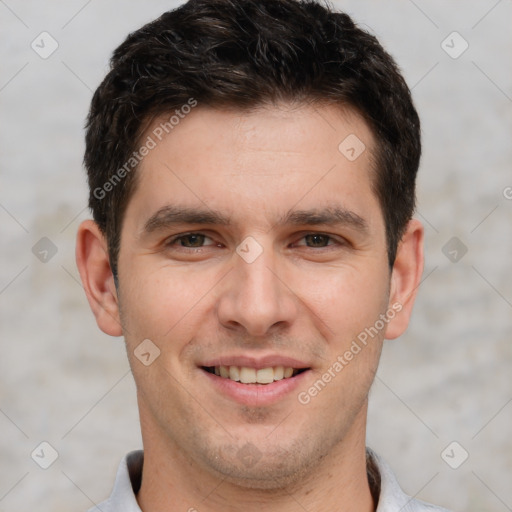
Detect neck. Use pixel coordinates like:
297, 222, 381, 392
136, 407, 375, 512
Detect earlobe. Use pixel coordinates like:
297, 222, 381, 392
75, 220, 123, 337
384, 219, 424, 340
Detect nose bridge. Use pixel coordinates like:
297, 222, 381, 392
217, 240, 296, 335
240, 249, 279, 305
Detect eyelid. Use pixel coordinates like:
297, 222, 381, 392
164, 230, 347, 249
292, 231, 344, 247
166, 231, 216, 247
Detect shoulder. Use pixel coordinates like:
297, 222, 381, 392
368, 448, 453, 512
86, 450, 143, 512
401, 498, 453, 512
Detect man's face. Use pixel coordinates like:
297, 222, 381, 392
116, 104, 394, 487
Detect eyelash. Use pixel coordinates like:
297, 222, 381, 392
165, 231, 342, 250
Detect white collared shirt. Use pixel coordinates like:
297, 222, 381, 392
87, 449, 452, 512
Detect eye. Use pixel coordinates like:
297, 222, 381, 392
167, 232, 215, 248
295, 233, 336, 248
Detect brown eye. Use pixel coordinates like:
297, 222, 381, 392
177, 234, 206, 247
303, 234, 332, 247
167, 233, 215, 248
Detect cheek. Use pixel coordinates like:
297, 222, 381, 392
119, 263, 221, 348
289, 262, 390, 339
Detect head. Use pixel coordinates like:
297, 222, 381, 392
77, 0, 423, 494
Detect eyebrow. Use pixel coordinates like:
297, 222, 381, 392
142, 205, 231, 235
141, 204, 368, 235
278, 207, 368, 232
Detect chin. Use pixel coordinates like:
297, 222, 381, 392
211, 458, 309, 491
199, 436, 331, 491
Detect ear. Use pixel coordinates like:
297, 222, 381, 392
75, 219, 123, 337
384, 218, 424, 340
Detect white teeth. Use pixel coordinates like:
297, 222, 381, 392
256, 367, 274, 384
210, 365, 300, 384
229, 366, 240, 382
273, 366, 284, 380
239, 367, 256, 384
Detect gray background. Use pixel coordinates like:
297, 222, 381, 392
1, 1, 511, 510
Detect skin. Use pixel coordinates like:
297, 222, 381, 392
76, 103, 424, 512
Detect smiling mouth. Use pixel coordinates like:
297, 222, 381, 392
202, 365, 309, 384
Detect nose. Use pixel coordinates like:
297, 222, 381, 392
216, 243, 298, 337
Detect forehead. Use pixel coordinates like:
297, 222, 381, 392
143, 102, 374, 161
128, 103, 382, 232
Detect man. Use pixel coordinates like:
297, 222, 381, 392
76, 0, 451, 510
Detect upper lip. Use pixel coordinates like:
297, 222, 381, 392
199, 354, 311, 370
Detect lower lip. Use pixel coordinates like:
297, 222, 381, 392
200, 368, 311, 406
